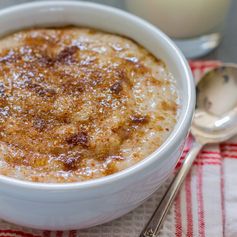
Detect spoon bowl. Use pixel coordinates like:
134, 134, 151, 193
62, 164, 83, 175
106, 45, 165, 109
192, 63, 237, 143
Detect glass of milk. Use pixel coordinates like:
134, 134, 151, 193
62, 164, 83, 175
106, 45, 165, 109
125, 0, 231, 58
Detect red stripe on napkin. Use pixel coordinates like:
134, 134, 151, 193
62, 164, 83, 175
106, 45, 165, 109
68, 230, 77, 237
197, 164, 205, 237
185, 173, 193, 237
175, 194, 182, 237
220, 158, 226, 237
56, 231, 63, 237
0, 230, 41, 237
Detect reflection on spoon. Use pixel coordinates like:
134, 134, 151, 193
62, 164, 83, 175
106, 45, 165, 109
197, 65, 237, 116
193, 64, 237, 140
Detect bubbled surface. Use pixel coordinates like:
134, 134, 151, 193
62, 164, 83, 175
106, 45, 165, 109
0, 27, 178, 182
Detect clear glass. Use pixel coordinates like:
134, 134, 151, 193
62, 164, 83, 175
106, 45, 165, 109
125, 0, 231, 59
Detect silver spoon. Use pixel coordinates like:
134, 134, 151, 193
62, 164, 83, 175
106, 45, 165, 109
140, 63, 237, 237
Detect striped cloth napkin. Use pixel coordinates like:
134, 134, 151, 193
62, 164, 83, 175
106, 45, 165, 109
0, 61, 236, 237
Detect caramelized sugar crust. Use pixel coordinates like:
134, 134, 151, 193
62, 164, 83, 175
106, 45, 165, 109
0, 27, 178, 182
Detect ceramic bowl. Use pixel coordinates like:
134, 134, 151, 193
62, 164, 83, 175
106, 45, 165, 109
0, 1, 195, 230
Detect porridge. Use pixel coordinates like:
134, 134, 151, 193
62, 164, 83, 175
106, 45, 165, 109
0, 27, 178, 182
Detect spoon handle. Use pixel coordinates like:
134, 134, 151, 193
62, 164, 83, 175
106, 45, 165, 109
140, 141, 203, 237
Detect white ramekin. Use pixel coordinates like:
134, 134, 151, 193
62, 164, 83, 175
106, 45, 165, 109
0, 1, 195, 230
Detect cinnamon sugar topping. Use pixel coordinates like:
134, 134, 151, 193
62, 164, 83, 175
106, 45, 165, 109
0, 27, 178, 182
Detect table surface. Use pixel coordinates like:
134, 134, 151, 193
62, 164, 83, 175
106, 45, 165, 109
1, 0, 237, 63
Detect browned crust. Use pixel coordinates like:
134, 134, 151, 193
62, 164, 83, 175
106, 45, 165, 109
0, 27, 177, 182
